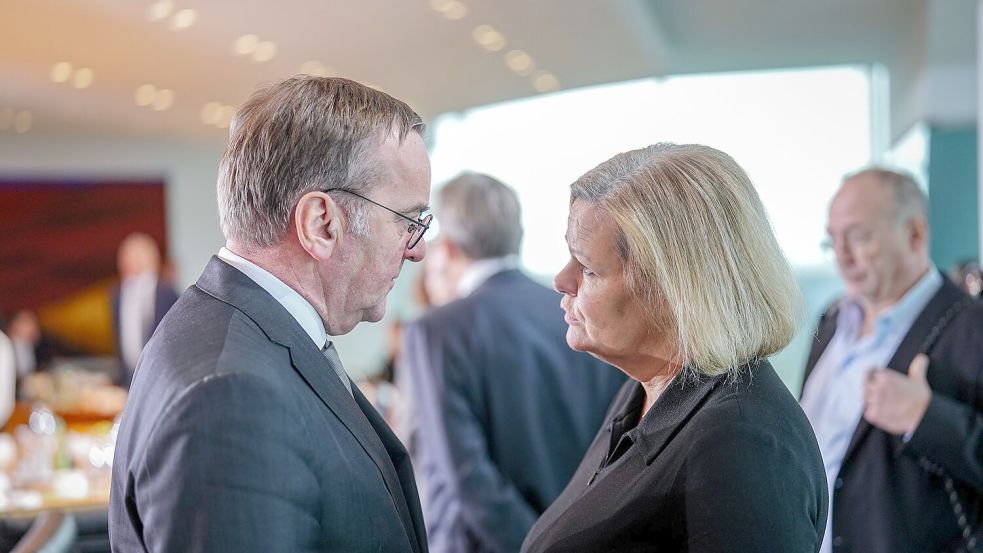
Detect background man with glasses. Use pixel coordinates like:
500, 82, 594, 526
399, 173, 625, 553
800, 168, 983, 553
110, 76, 431, 553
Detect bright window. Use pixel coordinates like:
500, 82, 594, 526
429, 65, 872, 276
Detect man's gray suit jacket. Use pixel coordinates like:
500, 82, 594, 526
401, 269, 626, 553
109, 256, 428, 552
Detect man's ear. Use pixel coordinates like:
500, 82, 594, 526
909, 215, 929, 252
441, 238, 463, 261
294, 191, 343, 261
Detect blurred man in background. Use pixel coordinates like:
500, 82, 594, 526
400, 173, 625, 553
111, 232, 178, 387
801, 168, 983, 553
0, 329, 14, 427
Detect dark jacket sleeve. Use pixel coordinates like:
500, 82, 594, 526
907, 372, 983, 493
683, 420, 828, 552
402, 321, 537, 553
134, 373, 321, 553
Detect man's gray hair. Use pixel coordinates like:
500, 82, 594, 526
436, 173, 523, 259
217, 76, 425, 248
844, 167, 928, 225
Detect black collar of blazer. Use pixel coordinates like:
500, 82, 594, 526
624, 368, 730, 466
803, 271, 968, 467
194, 256, 423, 553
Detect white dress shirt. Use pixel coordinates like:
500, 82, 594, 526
0, 331, 14, 427
119, 271, 159, 371
801, 268, 942, 553
217, 248, 359, 395
217, 247, 328, 349
456, 255, 520, 298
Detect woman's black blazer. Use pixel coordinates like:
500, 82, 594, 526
522, 360, 828, 553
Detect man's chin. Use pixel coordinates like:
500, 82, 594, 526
362, 305, 387, 324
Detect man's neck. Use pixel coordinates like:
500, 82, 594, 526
226, 241, 296, 287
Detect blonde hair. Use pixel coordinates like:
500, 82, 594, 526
571, 143, 801, 378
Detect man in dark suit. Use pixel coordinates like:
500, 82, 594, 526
110, 232, 179, 387
110, 77, 433, 552
400, 173, 625, 553
801, 168, 983, 553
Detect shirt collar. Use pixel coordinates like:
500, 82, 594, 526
217, 247, 327, 349
837, 267, 943, 334
123, 270, 157, 288
457, 255, 520, 297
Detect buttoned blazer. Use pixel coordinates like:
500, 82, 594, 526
522, 361, 828, 552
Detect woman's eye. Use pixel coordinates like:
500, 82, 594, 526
582, 268, 595, 277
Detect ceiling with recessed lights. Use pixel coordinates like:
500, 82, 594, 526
0, 0, 972, 143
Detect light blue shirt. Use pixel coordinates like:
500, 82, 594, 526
800, 268, 942, 553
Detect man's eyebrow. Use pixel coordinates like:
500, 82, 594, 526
402, 203, 430, 217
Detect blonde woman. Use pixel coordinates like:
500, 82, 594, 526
522, 143, 828, 552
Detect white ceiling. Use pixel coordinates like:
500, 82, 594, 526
0, 0, 973, 144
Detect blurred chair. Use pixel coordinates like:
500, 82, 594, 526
10, 511, 76, 553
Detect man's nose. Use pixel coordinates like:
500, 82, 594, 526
405, 238, 426, 262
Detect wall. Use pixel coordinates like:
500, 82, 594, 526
928, 125, 980, 270
0, 131, 415, 378
0, 131, 225, 288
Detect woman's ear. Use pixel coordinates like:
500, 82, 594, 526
294, 191, 343, 261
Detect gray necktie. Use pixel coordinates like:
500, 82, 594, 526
322, 341, 354, 398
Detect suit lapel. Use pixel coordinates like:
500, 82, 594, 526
803, 305, 839, 396
840, 276, 964, 466
194, 257, 420, 551
352, 386, 426, 553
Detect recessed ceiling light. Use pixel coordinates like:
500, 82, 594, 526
505, 50, 535, 76
201, 102, 222, 125
299, 61, 334, 77
217, 105, 235, 129
472, 25, 506, 52
430, 0, 467, 19
72, 68, 94, 89
146, 0, 174, 21
14, 111, 32, 134
252, 41, 277, 62
171, 8, 197, 30
135, 84, 156, 106
429, 0, 452, 12
50, 62, 73, 83
442, 1, 468, 20
531, 71, 560, 93
152, 89, 174, 111
234, 34, 259, 56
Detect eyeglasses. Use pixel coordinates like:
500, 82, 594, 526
820, 228, 876, 255
324, 188, 432, 249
